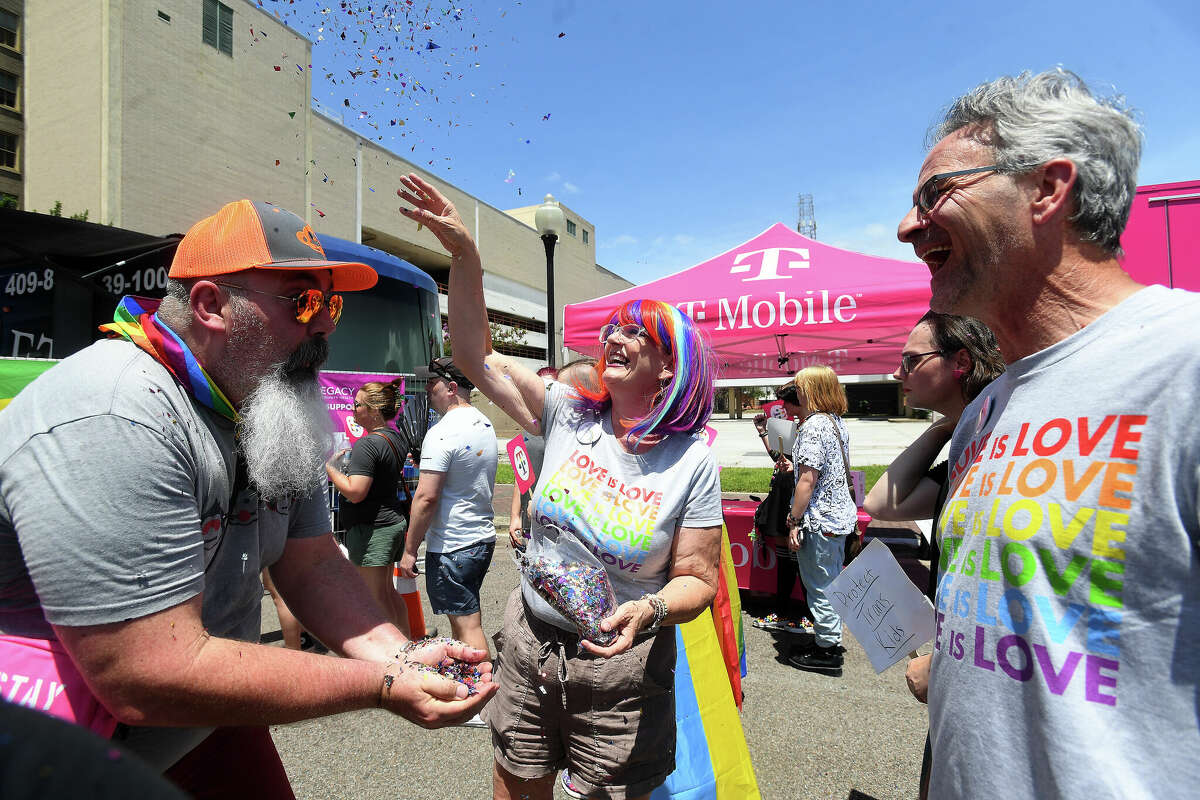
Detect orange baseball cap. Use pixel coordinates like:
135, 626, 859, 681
169, 200, 378, 291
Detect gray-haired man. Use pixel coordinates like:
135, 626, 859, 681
897, 70, 1200, 797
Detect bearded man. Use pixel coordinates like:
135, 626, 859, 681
0, 200, 495, 797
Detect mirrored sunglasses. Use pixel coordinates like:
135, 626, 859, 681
214, 282, 343, 325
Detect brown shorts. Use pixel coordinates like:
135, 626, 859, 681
482, 587, 677, 799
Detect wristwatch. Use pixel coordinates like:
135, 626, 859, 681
640, 593, 669, 633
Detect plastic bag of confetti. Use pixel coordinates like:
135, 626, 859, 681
518, 523, 618, 645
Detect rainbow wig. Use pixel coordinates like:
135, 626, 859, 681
574, 299, 716, 441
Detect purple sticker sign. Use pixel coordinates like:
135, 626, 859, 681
319, 371, 405, 444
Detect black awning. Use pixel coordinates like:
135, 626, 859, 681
0, 209, 181, 276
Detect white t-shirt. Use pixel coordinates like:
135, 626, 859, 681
930, 285, 1200, 798
525, 382, 723, 632
418, 404, 498, 553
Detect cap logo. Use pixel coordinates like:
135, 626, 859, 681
296, 225, 324, 256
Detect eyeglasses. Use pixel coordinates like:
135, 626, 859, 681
914, 165, 1006, 214
898, 350, 943, 375
214, 282, 343, 325
599, 323, 649, 344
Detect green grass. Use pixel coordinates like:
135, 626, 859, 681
716, 465, 887, 494
496, 462, 888, 495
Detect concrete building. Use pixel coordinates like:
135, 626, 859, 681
22, 0, 632, 369
0, 0, 22, 207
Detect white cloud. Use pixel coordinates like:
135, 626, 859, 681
673, 234, 694, 245
545, 171, 561, 183
563, 182, 580, 194
610, 234, 638, 246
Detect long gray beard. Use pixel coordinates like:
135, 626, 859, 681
237, 340, 333, 502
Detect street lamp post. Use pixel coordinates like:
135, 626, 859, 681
535, 194, 566, 368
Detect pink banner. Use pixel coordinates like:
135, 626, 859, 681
507, 436, 537, 494
760, 400, 795, 421
319, 371, 405, 444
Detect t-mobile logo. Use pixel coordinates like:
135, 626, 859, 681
729, 247, 811, 281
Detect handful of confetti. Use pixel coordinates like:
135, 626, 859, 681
401, 636, 485, 696
517, 524, 618, 645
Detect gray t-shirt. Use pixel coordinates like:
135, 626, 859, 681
930, 286, 1200, 799
791, 412, 857, 535
418, 404, 498, 553
0, 339, 330, 767
524, 382, 723, 632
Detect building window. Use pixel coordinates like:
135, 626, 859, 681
582, 229, 589, 245
158, 10, 172, 22
566, 219, 576, 237
0, 10, 18, 50
0, 132, 17, 170
202, 0, 233, 56
0, 72, 16, 109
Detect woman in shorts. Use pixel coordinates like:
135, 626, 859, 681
397, 173, 724, 800
326, 379, 412, 636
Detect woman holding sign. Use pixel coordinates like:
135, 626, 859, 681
785, 365, 858, 677
398, 174, 722, 800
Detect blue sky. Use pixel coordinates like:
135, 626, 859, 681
265, 0, 1200, 283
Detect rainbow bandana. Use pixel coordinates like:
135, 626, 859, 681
99, 296, 239, 422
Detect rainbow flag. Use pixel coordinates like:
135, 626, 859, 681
650, 526, 759, 800
0, 358, 58, 412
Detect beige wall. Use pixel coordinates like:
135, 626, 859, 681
0, 0, 23, 204
25, 0, 105, 218
117, 0, 311, 233
27, 0, 310, 229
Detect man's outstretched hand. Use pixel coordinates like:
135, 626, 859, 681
378, 639, 497, 727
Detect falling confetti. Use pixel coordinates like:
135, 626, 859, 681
252, 3, 526, 171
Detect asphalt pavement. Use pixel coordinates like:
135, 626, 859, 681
265, 415, 936, 799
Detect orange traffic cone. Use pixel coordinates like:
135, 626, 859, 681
393, 565, 427, 639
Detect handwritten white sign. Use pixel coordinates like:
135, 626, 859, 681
766, 417, 796, 455
828, 539, 935, 673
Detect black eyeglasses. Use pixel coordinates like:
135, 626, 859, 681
915, 165, 1002, 214
214, 282, 343, 325
899, 350, 943, 375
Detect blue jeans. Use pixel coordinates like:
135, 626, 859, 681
427, 541, 495, 616
795, 532, 846, 648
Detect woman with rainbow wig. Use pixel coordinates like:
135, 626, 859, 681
398, 174, 723, 800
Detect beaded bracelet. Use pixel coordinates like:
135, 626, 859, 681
639, 593, 669, 633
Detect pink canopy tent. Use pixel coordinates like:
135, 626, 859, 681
564, 223, 932, 379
